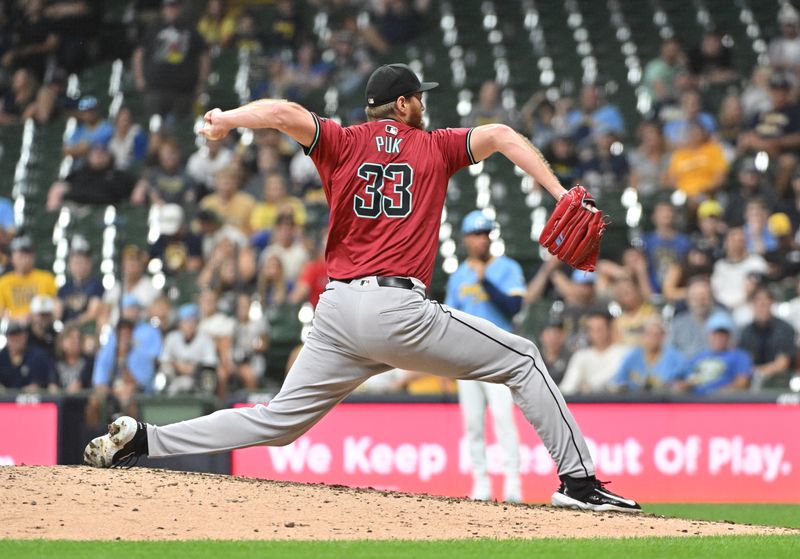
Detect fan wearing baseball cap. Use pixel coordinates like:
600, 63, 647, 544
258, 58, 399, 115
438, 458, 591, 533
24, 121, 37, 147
63, 96, 114, 160
88, 293, 163, 423
28, 295, 58, 359
149, 204, 204, 276
738, 70, 800, 192
46, 143, 139, 211
0, 319, 58, 392
674, 312, 753, 395
769, 4, 800, 73
57, 236, 105, 327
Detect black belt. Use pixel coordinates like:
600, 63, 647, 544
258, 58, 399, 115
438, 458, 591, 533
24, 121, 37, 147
331, 276, 415, 290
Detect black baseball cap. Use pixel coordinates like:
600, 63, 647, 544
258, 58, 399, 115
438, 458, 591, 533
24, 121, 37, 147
365, 63, 438, 107
5, 320, 26, 336
769, 73, 792, 90
197, 208, 223, 224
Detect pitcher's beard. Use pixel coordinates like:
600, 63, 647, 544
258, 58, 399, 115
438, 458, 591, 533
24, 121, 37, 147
408, 105, 425, 130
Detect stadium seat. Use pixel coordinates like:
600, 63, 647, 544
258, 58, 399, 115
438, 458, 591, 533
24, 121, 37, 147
139, 395, 217, 425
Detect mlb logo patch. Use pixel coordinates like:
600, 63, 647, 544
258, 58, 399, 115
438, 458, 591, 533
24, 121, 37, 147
385, 124, 398, 135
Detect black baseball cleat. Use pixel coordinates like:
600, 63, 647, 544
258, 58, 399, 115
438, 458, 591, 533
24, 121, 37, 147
551, 478, 642, 513
83, 416, 149, 468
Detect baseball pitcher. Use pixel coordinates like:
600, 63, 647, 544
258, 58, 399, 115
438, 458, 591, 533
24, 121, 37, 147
85, 63, 638, 512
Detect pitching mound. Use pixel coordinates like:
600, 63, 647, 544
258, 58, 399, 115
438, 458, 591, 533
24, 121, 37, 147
0, 466, 792, 540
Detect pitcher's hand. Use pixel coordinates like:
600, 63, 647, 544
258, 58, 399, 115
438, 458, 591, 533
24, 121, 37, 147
199, 108, 230, 141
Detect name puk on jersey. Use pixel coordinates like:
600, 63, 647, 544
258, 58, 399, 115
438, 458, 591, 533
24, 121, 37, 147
375, 135, 402, 153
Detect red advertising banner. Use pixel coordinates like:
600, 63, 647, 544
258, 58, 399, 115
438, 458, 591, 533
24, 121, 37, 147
232, 403, 800, 503
0, 403, 58, 466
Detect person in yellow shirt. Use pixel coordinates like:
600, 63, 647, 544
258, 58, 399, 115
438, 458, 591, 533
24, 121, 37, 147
249, 174, 307, 233
0, 236, 57, 320
665, 121, 729, 200
389, 369, 457, 395
197, 0, 238, 50
612, 276, 658, 347
200, 164, 256, 235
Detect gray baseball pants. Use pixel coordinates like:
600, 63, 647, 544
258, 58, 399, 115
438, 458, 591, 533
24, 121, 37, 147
147, 277, 595, 479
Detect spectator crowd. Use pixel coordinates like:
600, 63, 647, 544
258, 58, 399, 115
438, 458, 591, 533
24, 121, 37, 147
0, 0, 799, 434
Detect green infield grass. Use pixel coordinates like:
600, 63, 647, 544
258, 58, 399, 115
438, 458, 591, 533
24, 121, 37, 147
2, 504, 798, 558
1, 536, 799, 559
644, 503, 800, 529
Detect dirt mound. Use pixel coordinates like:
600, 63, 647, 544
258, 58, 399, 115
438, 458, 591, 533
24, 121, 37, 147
0, 466, 792, 540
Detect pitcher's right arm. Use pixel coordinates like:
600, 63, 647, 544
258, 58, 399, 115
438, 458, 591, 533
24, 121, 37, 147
199, 100, 317, 149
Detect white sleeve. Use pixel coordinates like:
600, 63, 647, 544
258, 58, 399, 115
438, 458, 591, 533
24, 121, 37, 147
558, 351, 586, 395
252, 320, 267, 336
220, 316, 236, 337
103, 284, 119, 304
767, 40, 780, 65
751, 256, 769, 274
199, 334, 218, 366
160, 332, 177, 362
186, 152, 203, 182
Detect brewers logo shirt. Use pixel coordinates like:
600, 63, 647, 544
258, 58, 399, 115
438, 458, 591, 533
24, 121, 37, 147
681, 348, 753, 395
445, 257, 526, 332
0, 269, 57, 319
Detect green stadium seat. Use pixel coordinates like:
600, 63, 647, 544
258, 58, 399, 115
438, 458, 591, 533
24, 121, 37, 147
518, 296, 553, 341
138, 395, 217, 424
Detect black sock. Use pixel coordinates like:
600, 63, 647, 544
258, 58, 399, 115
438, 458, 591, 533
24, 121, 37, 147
135, 422, 149, 456
560, 474, 597, 495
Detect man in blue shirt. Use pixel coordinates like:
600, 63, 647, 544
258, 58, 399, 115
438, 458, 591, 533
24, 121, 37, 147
0, 320, 57, 392
743, 198, 778, 255
445, 210, 525, 502
662, 89, 717, 147
675, 312, 753, 395
63, 96, 114, 162
88, 295, 162, 425
93, 295, 162, 392
642, 201, 692, 294
57, 236, 105, 327
566, 84, 625, 145
614, 317, 687, 392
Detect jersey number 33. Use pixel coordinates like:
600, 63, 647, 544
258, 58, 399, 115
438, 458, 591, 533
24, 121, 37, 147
354, 162, 413, 219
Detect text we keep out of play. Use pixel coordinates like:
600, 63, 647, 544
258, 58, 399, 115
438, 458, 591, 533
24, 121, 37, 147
232, 402, 799, 502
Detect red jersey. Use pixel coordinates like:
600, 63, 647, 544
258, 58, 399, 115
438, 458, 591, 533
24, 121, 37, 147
304, 114, 476, 286
298, 258, 328, 307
